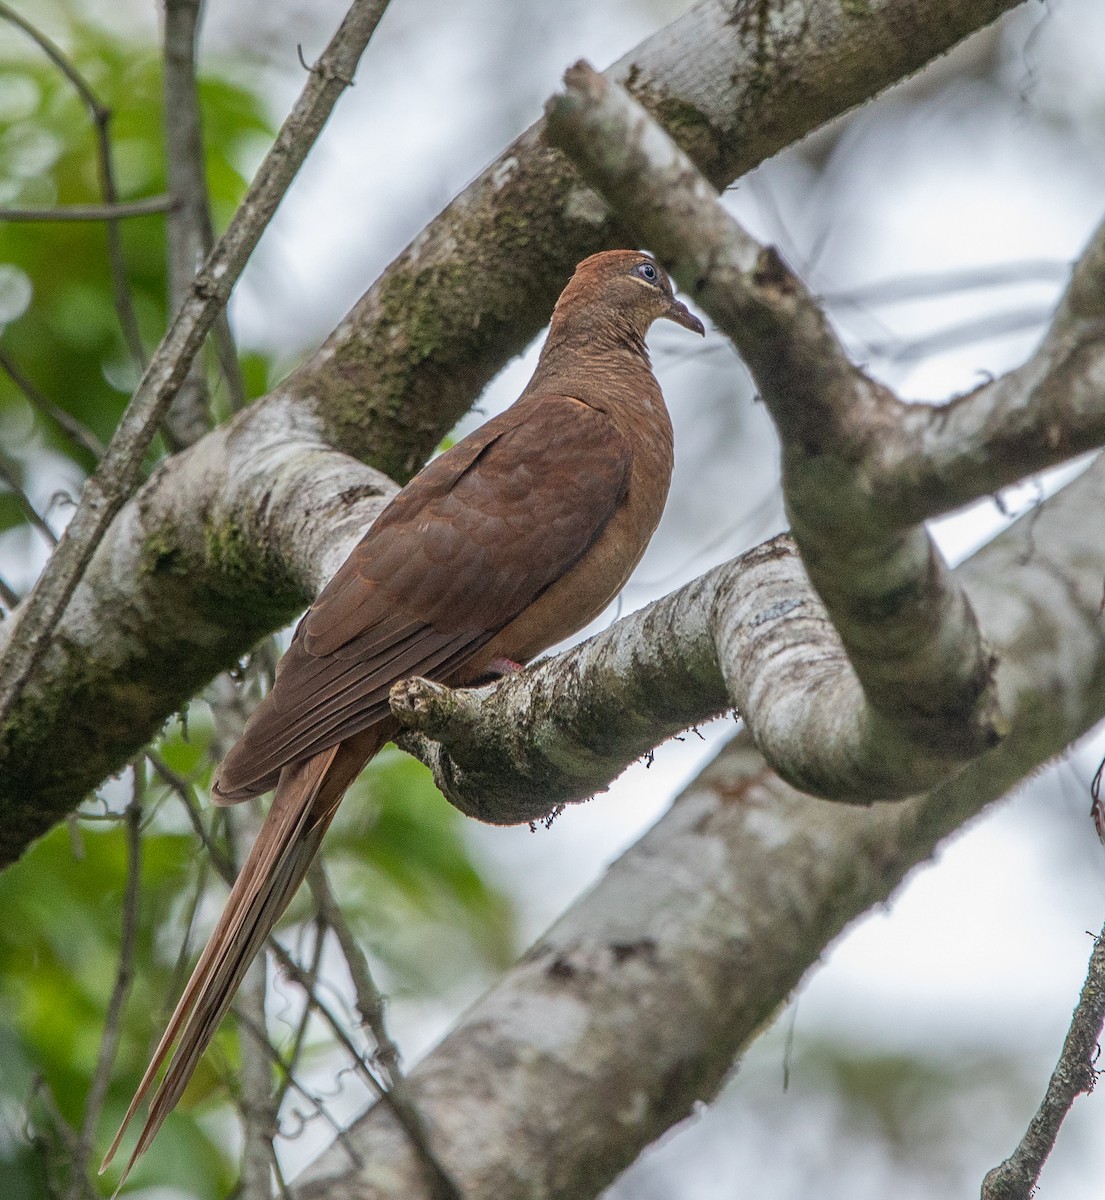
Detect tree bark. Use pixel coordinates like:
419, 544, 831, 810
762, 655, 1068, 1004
294, 446, 1105, 1196
0, 0, 1025, 864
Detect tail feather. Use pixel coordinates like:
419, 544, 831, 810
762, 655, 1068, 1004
102, 743, 343, 1185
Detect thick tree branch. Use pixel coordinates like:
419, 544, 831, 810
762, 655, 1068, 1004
295, 453, 1105, 1197
981, 920, 1105, 1199
0, 0, 393, 754
0, 0, 1026, 862
540, 64, 1012, 798
389, 533, 994, 816
289, 0, 1026, 481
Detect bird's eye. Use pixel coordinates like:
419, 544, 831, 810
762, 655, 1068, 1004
635, 261, 659, 283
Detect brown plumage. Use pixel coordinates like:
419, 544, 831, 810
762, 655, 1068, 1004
102, 249, 704, 1181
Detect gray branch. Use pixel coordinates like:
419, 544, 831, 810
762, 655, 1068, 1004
0, 0, 394, 781
981, 921, 1105, 1199
0, 0, 1019, 863
374, 60, 1105, 812
162, 0, 217, 450
294, 448, 1105, 1196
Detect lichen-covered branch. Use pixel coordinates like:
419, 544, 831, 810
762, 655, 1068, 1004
295, 455, 1105, 1198
0, 398, 396, 865
389, 422, 1105, 818
0, 0, 1023, 863
289, 0, 1026, 480
0, 0, 394, 762
544, 62, 1016, 796
389, 533, 1009, 819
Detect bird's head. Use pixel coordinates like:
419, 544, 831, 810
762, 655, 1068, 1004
550, 250, 706, 345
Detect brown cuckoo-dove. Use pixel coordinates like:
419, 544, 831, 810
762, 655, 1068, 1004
103, 248, 704, 1180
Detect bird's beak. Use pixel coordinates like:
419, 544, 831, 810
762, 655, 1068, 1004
664, 297, 705, 336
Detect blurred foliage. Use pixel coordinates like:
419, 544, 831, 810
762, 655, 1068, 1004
612, 1027, 1047, 1200
0, 12, 273, 481
0, 9, 516, 1198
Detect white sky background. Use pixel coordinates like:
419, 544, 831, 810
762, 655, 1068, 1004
9, 0, 1105, 1195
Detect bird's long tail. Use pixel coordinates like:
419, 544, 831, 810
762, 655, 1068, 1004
101, 727, 387, 1186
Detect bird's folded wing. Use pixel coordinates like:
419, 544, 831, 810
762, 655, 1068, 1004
214, 394, 630, 800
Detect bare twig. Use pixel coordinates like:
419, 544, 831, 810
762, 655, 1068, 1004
981, 919, 1105, 1199
148, 748, 236, 879
865, 306, 1051, 364
231, 1000, 364, 1167
0, 348, 106, 459
269, 1141, 293, 1200
0, 196, 174, 222
0, 574, 20, 611
308, 862, 403, 1086
72, 784, 143, 1197
0, 1, 146, 366
162, 0, 217, 450
29, 1075, 96, 1200
270, 951, 387, 1102
237, 944, 279, 1200
211, 312, 247, 412
271, 914, 327, 1115
27, 776, 144, 1198
0, 0, 394, 739
307, 864, 461, 1192
821, 259, 1070, 307
0, 452, 58, 546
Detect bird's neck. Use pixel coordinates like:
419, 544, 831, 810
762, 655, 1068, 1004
530, 312, 652, 396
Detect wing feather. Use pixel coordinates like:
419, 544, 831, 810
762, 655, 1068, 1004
214, 395, 631, 801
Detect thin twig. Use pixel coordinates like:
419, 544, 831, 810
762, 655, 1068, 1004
212, 309, 247, 412
820, 259, 1070, 307
271, 951, 389, 1100
147, 748, 236, 878
29, 1075, 97, 1200
271, 914, 327, 1115
865, 306, 1050, 365
308, 862, 403, 1086
0, 574, 20, 610
0, 1, 146, 366
237, 950, 279, 1200
269, 1140, 293, 1200
72, 781, 144, 1197
0, 196, 174, 222
168, 852, 213, 1017
981, 919, 1105, 1199
231, 1002, 364, 1166
0, 348, 106, 459
0, 0, 395, 740
308, 861, 461, 1200
0, 452, 57, 546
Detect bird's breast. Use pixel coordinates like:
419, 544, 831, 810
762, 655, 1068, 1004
479, 394, 674, 667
